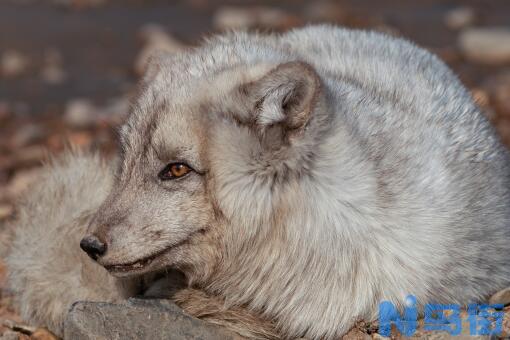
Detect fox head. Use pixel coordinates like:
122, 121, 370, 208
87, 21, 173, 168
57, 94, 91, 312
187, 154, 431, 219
80, 46, 331, 283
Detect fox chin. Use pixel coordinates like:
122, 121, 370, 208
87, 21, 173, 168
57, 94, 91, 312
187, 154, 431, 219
4, 25, 510, 339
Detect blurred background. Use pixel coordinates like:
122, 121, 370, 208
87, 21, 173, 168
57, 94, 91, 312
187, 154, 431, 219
0, 0, 510, 336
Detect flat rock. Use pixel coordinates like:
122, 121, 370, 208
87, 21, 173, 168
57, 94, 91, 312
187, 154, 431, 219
0, 50, 30, 78
213, 6, 300, 31
458, 27, 510, 64
444, 7, 476, 30
64, 298, 242, 340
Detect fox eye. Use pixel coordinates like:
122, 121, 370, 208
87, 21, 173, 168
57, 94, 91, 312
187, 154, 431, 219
158, 163, 192, 180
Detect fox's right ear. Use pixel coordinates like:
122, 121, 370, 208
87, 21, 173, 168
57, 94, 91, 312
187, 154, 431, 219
239, 61, 322, 138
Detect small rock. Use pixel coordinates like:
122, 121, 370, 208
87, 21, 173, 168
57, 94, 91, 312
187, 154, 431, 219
67, 132, 92, 148
0, 50, 30, 77
11, 146, 47, 170
502, 306, 510, 338
303, 2, 346, 23
135, 24, 186, 76
99, 96, 130, 125
444, 7, 476, 30
64, 99, 98, 128
342, 328, 371, 340
0, 330, 19, 340
213, 6, 300, 31
490, 287, 510, 306
6, 167, 44, 198
10, 124, 46, 148
0, 204, 14, 220
41, 49, 66, 85
64, 97, 129, 128
64, 298, 241, 340
371, 334, 389, 340
458, 27, 510, 65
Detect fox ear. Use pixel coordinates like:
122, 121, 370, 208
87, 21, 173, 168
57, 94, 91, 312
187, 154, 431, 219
141, 51, 175, 83
242, 61, 321, 135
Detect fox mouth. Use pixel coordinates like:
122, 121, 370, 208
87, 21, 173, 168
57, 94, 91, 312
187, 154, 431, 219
103, 247, 170, 274
102, 229, 205, 275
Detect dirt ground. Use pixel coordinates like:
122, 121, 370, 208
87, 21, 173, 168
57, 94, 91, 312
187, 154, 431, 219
0, 0, 509, 338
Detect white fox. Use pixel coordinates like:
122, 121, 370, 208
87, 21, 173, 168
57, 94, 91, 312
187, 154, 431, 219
4, 25, 510, 339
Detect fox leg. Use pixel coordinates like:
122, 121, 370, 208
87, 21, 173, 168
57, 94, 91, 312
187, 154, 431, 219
143, 276, 279, 340
172, 288, 280, 340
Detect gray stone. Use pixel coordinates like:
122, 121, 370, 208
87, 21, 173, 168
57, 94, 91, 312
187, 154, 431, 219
444, 7, 476, 30
64, 298, 242, 340
0, 330, 19, 340
458, 27, 510, 64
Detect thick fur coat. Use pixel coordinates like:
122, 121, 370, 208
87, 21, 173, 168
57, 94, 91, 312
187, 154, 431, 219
4, 25, 510, 339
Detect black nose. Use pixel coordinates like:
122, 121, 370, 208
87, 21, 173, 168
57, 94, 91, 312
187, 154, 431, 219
80, 235, 107, 260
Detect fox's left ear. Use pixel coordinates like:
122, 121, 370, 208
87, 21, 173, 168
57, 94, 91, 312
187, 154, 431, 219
241, 61, 321, 136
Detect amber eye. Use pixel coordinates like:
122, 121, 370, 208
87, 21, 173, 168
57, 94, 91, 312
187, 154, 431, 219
158, 163, 192, 180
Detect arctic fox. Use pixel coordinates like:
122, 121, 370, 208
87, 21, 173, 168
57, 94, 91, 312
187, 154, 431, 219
4, 25, 510, 339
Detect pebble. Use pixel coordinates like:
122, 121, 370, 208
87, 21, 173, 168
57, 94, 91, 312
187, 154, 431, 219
10, 124, 46, 148
67, 132, 93, 148
458, 27, 510, 64
0, 204, 13, 220
370, 334, 389, 340
0, 50, 30, 78
64, 99, 98, 129
444, 7, 476, 30
99, 96, 130, 125
40, 49, 66, 85
490, 287, 510, 306
303, 2, 346, 23
342, 328, 371, 340
0, 330, 19, 340
503, 306, 510, 338
5, 167, 43, 199
64, 97, 129, 128
135, 24, 186, 76
213, 6, 300, 31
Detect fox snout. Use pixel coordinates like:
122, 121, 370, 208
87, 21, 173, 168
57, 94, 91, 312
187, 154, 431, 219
80, 234, 107, 260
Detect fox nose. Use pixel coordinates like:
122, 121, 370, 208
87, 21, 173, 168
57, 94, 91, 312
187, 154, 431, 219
80, 235, 107, 260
